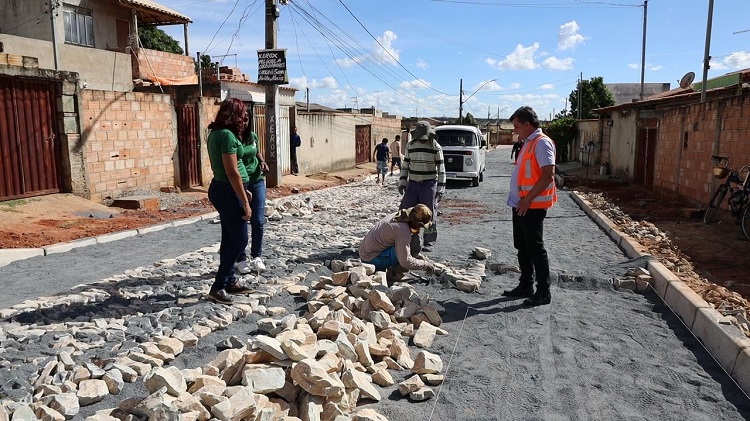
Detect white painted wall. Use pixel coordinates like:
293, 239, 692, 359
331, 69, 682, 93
295, 113, 357, 174
607, 112, 638, 180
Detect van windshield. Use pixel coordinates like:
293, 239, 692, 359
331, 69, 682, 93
435, 130, 478, 147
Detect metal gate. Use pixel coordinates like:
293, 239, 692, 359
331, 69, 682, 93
355, 125, 371, 164
176, 104, 202, 188
634, 127, 656, 189
0, 77, 61, 200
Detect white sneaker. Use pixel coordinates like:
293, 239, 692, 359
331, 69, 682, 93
236, 260, 253, 275
251, 256, 266, 272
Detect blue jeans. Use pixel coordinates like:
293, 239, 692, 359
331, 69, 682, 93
238, 179, 266, 261
363, 246, 398, 271
208, 179, 248, 290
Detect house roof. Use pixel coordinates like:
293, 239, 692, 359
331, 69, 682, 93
594, 68, 750, 114
119, 0, 191, 25
296, 102, 345, 113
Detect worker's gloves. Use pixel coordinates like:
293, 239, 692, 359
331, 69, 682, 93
398, 185, 406, 195
436, 192, 444, 203
424, 262, 435, 277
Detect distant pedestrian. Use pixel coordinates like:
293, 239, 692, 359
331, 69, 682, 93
511, 139, 524, 163
502, 106, 557, 306
290, 126, 301, 175
398, 121, 446, 252
374, 138, 390, 185
235, 127, 270, 275
389, 135, 402, 175
206, 98, 254, 304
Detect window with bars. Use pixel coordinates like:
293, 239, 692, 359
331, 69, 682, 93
63, 6, 94, 47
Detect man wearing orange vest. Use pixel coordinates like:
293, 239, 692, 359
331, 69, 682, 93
502, 106, 557, 306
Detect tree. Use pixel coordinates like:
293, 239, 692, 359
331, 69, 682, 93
544, 116, 576, 163
457, 112, 477, 126
567, 76, 615, 119
137, 25, 183, 55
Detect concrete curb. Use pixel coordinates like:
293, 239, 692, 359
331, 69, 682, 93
570, 190, 750, 395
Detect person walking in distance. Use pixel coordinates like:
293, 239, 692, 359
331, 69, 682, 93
373, 138, 390, 185
502, 106, 557, 306
389, 134, 402, 175
235, 127, 269, 275
290, 126, 301, 175
511, 138, 524, 163
398, 121, 446, 252
206, 98, 254, 304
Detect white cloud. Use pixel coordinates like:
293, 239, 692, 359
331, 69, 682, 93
288, 76, 338, 90
716, 51, 750, 69
628, 62, 664, 71
542, 56, 574, 71
416, 59, 429, 69
510, 82, 521, 89
334, 30, 400, 68
541, 83, 555, 90
400, 79, 432, 90
558, 21, 587, 51
490, 43, 540, 70
483, 80, 503, 91
373, 30, 400, 64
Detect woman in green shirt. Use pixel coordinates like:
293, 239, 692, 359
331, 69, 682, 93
206, 98, 253, 304
236, 127, 270, 274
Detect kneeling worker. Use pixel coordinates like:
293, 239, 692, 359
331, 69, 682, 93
359, 204, 435, 278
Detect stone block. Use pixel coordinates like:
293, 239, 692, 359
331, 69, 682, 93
692, 308, 750, 373
663, 281, 710, 327
111, 195, 160, 211
0, 248, 44, 267
647, 260, 679, 298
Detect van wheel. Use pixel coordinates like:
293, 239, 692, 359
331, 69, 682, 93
479, 171, 484, 182
471, 176, 480, 187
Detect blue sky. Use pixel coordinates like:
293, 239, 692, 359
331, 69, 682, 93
158, 0, 750, 120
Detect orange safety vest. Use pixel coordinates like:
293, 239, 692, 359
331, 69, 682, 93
517, 134, 557, 209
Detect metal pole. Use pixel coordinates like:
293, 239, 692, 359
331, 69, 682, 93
701, 0, 714, 103
458, 78, 463, 124
48, 1, 59, 70
577, 72, 582, 119
196, 52, 202, 97
265, 0, 281, 187
183, 24, 190, 56
306, 87, 310, 112
639, 0, 648, 100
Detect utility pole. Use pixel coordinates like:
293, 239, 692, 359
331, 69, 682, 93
458, 78, 463, 124
265, 0, 281, 187
639, 0, 648, 100
701, 0, 714, 103
48, 0, 59, 70
577, 72, 582, 120
306, 87, 310, 111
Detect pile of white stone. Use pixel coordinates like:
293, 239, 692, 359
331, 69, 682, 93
265, 198, 317, 222
1, 259, 451, 421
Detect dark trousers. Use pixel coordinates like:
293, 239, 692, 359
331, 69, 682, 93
238, 179, 266, 262
512, 208, 550, 293
291, 150, 299, 174
208, 179, 248, 290
400, 179, 438, 246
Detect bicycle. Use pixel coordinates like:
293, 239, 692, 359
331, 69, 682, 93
703, 155, 750, 239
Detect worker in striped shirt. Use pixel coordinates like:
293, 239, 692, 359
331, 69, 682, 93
398, 121, 446, 252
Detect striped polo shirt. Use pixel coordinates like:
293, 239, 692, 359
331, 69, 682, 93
399, 138, 446, 193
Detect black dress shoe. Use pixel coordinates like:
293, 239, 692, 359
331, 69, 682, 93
523, 293, 551, 306
502, 285, 534, 298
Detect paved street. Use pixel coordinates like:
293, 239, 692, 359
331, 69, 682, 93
0, 147, 748, 420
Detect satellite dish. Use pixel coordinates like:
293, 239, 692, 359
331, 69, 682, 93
679, 72, 696, 88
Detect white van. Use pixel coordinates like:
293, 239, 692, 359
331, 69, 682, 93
434, 125, 487, 187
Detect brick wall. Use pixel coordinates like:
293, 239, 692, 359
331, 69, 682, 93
132, 48, 195, 80
81, 90, 176, 202
653, 94, 750, 205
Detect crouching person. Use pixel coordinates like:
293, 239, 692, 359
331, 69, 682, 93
359, 204, 435, 282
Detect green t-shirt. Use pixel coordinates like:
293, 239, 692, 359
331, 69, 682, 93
241, 131, 265, 183
208, 129, 248, 183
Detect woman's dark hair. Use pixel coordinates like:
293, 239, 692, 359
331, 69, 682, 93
208, 98, 247, 137
509, 106, 540, 129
